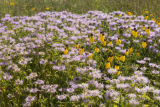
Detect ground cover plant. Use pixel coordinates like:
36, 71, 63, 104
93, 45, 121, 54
0, 10, 160, 106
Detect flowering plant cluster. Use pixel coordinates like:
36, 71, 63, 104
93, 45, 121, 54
0, 10, 160, 106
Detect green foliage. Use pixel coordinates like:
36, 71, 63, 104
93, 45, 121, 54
0, 0, 160, 18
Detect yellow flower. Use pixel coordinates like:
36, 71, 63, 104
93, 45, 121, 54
145, 15, 148, 20
151, 18, 155, 21
75, 43, 79, 49
115, 65, 119, 70
132, 30, 138, 38
89, 36, 94, 43
145, 10, 149, 14
108, 41, 112, 46
80, 47, 84, 55
119, 56, 125, 62
99, 33, 103, 41
89, 53, 93, 59
103, 41, 107, 46
136, 52, 140, 56
150, 14, 153, 16
95, 47, 99, 53
146, 28, 150, 35
142, 26, 145, 31
31, 8, 36, 11
116, 39, 121, 45
158, 22, 160, 27
10, 2, 15, 6
140, 35, 143, 38
117, 71, 120, 75
101, 35, 105, 42
45, 7, 50, 10
99, 32, 105, 42
142, 42, 147, 48
143, 104, 149, 107
105, 62, 111, 69
128, 12, 133, 16
125, 51, 129, 56
94, 30, 97, 34
108, 57, 114, 63
64, 48, 68, 55
129, 47, 133, 54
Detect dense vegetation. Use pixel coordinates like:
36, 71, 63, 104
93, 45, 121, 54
0, 0, 160, 107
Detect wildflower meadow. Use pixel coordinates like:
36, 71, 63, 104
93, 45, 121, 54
0, 0, 160, 107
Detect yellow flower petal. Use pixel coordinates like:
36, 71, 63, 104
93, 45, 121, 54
115, 65, 119, 70
105, 62, 111, 69
142, 42, 147, 48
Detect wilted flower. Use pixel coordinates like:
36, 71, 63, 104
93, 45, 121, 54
128, 94, 136, 99
57, 94, 67, 100
35, 79, 44, 85
7, 94, 14, 98
15, 79, 23, 85
116, 83, 130, 89
30, 88, 39, 93
137, 60, 146, 64
39, 52, 45, 55
26, 73, 38, 79
140, 67, 147, 71
70, 95, 80, 101
89, 70, 102, 78
67, 88, 75, 93
23, 102, 31, 107
25, 96, 35, 102
154, 96, 160, 101
3, 73, 12, 80
108, 68, 117, 74
129, 99, 139, 105
152, 70, 159, 74
41, 85, 50, 90
39, 59, 48, 64
47, 88, 56, 93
